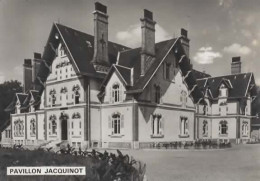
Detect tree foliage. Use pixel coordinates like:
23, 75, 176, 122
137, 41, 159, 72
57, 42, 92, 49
0, 80, 23, 127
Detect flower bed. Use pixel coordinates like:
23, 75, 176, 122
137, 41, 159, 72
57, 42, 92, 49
0, 144, 146, 181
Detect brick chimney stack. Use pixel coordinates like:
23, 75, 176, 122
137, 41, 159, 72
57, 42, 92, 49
23, 59, 32, 93
32, 52, 42, 88
140, 9, 156, 76
231, 56, 242, 74
92, 2, 109, 71
180, 28, 190, 57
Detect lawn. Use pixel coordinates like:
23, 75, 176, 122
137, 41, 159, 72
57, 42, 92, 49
116, 144, 260, 181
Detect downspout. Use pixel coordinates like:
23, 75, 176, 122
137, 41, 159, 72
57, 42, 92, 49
87, 79, 91, 147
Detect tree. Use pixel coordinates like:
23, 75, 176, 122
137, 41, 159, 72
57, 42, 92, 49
0, 80, 23, 128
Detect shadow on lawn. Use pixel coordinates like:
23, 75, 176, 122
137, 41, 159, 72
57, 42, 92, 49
0, 144, 146, 181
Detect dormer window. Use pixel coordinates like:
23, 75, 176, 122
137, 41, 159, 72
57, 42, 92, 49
219, 84, 228, 97
180, 90, 188, 106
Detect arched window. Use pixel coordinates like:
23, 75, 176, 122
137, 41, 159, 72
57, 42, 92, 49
49, 89, 56, 106
219, 120, 228, 135
154, 85, 161, 104
202, 120, 208, 136
72, 85, 80, 104
112, 84, 120, 103
219, 84, 228, 97
242, 122, 248, 136
49, 115, 57, 135
30, 119, 36, 136
111, 113, 121, 135
180, 91, 188, 106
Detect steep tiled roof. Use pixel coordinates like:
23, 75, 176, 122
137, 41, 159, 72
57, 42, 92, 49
192, 69, 211, 79
197, 73, 257, 99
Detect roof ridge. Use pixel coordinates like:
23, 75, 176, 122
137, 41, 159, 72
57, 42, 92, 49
197, 72, 251, 80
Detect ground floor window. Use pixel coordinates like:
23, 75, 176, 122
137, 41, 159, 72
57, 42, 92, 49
242, 122, 249, 136
151, 114, 164, 136
109, 113, 124, 135
202, 120, 208, 136
14, 119, 24, 137
5, 130, 11, 138
219, 120, 228, 135
30, 119, 36, 136
180, 117, 189, 136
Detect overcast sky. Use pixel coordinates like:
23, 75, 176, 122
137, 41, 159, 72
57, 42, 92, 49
0, 0, 260, 85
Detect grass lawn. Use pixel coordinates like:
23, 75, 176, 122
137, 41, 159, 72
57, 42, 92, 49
115, 144, 260, 181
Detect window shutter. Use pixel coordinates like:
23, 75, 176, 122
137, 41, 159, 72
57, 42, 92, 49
186, 119, 189, 134
119, 85, 123, 102
109, 87, 112, 103
150, 115, 153, 134
160, 117, 165, 135
108, 116, 112, 134
151, 85, 154, 103
121, 115, 124, 129
219, 123, 221, 134
163, 63, 166, 79
160, 87, 163, 104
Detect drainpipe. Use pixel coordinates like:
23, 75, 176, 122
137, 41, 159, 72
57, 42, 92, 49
87, 79, 91, 147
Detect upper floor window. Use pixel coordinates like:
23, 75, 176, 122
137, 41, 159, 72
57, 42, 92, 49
219, 84, 228, 97
49, 89, 56, 107
154, 85, 161, 104
49, 115, 57, 135
151, 114, 164, 136
180, 91, 188, 106
219, 120, 228, 135
242, 122, 249, 136
202, 120, 208, 136
72, 85, 80, 104
13, 119, 24, 137
112, 84, 120, 103
180, 117, 189, 137
30, 119, 36, 136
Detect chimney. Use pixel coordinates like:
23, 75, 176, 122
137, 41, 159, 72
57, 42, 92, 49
231, 56, 241, 74
92, 2, 109, 70
180, 28, 190, 57
32, 52, 42, 88
23, 59, 32, 93
140, 9, 156, 76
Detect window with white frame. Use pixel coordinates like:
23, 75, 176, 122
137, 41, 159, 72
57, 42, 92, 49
112, 83, 121, 103
13, 119, 24, 137
219, 120, 228, 135
202, 120, 208, 136
180, 91, 188, 106
180, 117, 189, 136
109, 113, 124, 135
30, 119, 36, 136
49, 115, 57, 135
72, 85, 80, 104
60, 87, 68, 106
242, 122, 249, 136
49, 89, 56, 107
151, 114, 164, 136
219, 84, 228, 97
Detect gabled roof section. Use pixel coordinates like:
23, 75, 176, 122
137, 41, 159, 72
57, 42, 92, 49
197, 73, 256, 99
217, 78, 233, 89
16, 93, 28, 105
100, 64, 131, 89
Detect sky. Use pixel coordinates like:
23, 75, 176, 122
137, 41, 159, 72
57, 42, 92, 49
0, 0, 260, 85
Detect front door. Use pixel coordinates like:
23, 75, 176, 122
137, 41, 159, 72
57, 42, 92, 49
61, 119, 68, 140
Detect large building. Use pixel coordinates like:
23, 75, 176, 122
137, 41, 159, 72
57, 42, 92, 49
1, 2, 258, 149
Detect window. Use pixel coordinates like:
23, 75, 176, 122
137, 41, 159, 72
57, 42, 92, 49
49, 89, 56, 106
181, 91, 188, 106
49, 115, 57, 135
14, 119, 24, 137
219, 84, 228, 97
202, 120, 208, 136
109, 113, 124, 135
52, 120, 57, 134
30, 119, 36, 136
72, 85, 80, 104
203, 105, 207, 115
219, 120, 228, 135
112, 84, 120, 103
242, 122, 248, 136
112, 114, 121, 134
154, 85, 161, 104
71, 122, 74, 129
180, 117, 189, 136
151, 114, 164, 136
